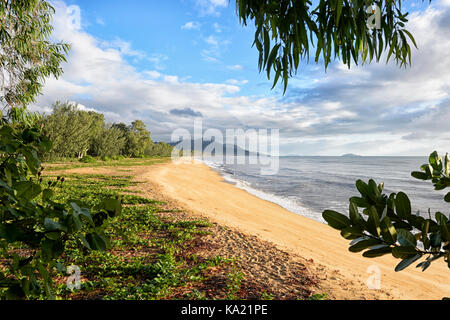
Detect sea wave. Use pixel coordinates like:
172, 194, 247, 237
201, 159, 324, 223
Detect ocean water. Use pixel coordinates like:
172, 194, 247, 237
203, 156, 449, 223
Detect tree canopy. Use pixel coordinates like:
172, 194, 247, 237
0, 1, 119, 299
236, 0, 430, 92
0, 0, 69, 110
43, 102, 174, 160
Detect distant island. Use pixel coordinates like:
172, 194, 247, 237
341, 153, 363, 157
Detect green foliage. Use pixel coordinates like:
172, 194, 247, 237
322, 151, 450, 273
226, 263, 244, 300
48, 173, 232, 300
236, 0, 430, 92
44, 102, 105, 159
308, 293, 329, 300
43, 104, 174, 160
0, 0, 70, 108
0, 0, 120, 299
92, 127, 126, 159
0, 120, 120, 299
79, 155, 96, 164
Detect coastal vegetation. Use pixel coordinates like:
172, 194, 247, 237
322, 152, 450, 272
1, 0, 444, 300
236, 0, 424, 92
237, 0, 449, 276
42, 101, 174, 161
0, 0, 120, 298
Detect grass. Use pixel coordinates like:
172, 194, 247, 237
41, 170, 241, 300
39, 159, 323, 300
43, 157, 170, 172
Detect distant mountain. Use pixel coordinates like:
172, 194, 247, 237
341, 153, 363, 157
169, 139, 258, 156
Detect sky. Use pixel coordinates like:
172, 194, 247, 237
32, 0, 450, 156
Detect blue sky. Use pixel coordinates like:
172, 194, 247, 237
33, 0, 450, 156
62, 0, 271, 96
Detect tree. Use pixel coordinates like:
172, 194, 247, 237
44, 102, 105, 159
322, 151, 450, 272
0, 1, 118, 299
236, 0, 429, 92
125, 120, 153, 157
0, 0, 69, 109
90, 126, 127, 158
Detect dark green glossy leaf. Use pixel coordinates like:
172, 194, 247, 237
395, 192, 411, 219
362, 246, 392, 258
397, 229, 417, 247
395, 254, 422, 272
322, 210, 351, 230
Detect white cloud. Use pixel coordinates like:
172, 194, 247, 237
212, 22, 222, 32
194, 0, 228, 16
181, 21, 201, 30
33, 1, 450, 156
96, 17, 105, 26
282, 2, 450, 155
147, 53, 169, 70
33, 2, 257, 139
227, 64, 244, 71
201, 35, 230, 63
226, 79, 248, 85
204, 35, 219, 46
101, 38, 146, 59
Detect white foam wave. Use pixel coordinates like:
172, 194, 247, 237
201, 160, 324, 223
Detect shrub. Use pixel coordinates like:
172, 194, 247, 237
322, 151, 450, 272
0, 120, 121, 299
79, 155, 96, 163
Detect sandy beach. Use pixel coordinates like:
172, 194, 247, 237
138, 160, 450, 300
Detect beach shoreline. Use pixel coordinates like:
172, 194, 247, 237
139, 160, 449, 300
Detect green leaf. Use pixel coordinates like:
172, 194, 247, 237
71, 202, 94, 230
397, 229, 417, 247
0, 224, 27, 243
336, 0, 343, 25
395, 192, 411, 219
411, 171, 428, 180
395, 254, 422, 272
362, 246, 392, 258
429, 151, 441, 170
42, 188, 54, 202
322, 210, 351, 230
263, 27, 270, 67
445, 153, 450, 175
349, 201, 361, 224
392, 246, 418, 259
402, 29, 418, 49
41, 238, 64, 261
355, 180, 369, 198
44, 218, 67, 233
381, 216, 397, 244
340, 226, 363, 240
86, 233, 108, 251
350, 196, 368, 208
367, 206, 381, 237
349, 239, 383, 253
100, 198, 122, 218
266, 43, 280, 78
15, 181, 42, 201
368, 179, 381, 201
430, 232, 441, 248
444, 192, 450, 203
